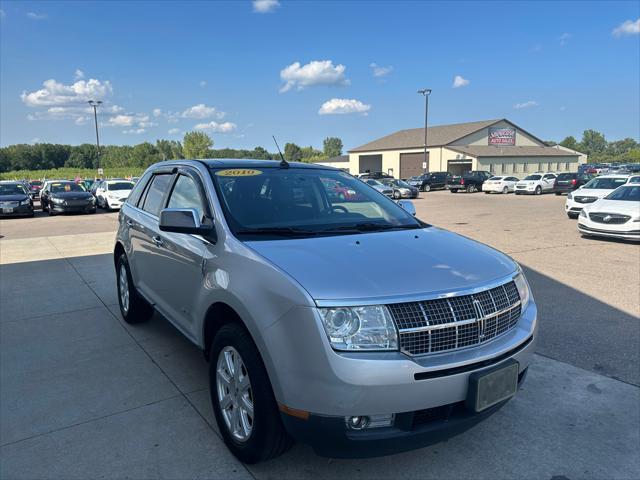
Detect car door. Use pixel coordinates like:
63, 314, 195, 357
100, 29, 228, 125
542, 174, 556, 191
144, 169, 212, 337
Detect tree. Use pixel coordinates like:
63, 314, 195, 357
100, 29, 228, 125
580, 130, 607, 154
183, 131, 213, 159
323, 137, 343, 158
156, 140, 183, 160
559, 136, 578, 151
284, 142, 302, 162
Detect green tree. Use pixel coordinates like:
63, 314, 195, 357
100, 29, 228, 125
156, 140, 183, 160
183, 131, 213, 159
579, 130, 607, 154
131, 142, 161, 167
323, 137, 343, 158
559, 136, 578, 151
284, 143, 302, 162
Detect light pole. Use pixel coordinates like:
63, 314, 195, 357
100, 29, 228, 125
88, 100, 103, 172
417, 89, 431, 173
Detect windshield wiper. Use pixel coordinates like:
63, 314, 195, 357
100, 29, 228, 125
321, 223, 421, 233
235, 227, 318, 237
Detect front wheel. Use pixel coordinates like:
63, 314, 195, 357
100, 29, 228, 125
422, 184, 431, 192
535, 186, 542, 195
555, 192, 562, 196
503, 186, 509, 194
116, 253, 153, 324
466, 184, 477, 193
210, 323, 293, 464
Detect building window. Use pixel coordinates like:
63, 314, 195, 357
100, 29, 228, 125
489, 163, 495, 173
565, 162, 570, 170
547, 162, 552, 171
513, 163, 518, 173
538, 162, 543, 171
556, 162, 561, 171
501, 163, 506, 174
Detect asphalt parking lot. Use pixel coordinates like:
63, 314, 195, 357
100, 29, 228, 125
1, 192, 639, 479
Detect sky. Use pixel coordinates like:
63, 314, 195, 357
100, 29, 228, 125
0, 0, 639, 151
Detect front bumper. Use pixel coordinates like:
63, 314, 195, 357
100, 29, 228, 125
515, 185, 536, 194
565, 197, 597, 215
50, 201, 96, 213
578, 219, 640, 241
0, 204, 34, 216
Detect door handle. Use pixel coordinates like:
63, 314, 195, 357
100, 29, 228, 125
152, 235, 164, 247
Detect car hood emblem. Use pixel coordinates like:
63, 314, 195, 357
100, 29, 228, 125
603, 215, 612, 222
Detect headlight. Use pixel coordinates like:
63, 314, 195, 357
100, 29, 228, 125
318, 306, 398, 351
400, 188, 410, 194
19, 199, 31, 206
513, 269, 531, 310
50, 197, 64, 203
567, 192, 573, 199
579, 209, 587, 218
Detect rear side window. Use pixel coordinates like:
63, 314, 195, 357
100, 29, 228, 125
141, 174, 173, 216
126, 171, 152, 207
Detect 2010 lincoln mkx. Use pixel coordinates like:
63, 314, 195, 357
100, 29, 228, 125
113, 159, 537, 464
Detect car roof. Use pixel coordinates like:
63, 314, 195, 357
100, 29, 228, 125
597, 174, 629, 178
0, 180, 23, 184
194, 159, 333, 170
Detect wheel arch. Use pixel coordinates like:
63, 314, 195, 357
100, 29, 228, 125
113, 241, 126, 268
203, 302, 251, 362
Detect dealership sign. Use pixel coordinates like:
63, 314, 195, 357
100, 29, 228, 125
488, 127, 516, 146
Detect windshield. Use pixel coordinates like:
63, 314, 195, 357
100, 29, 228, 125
605, 186, 640, 201
210, 167, 422, 238
524, 175, 541, 180
50, 182, 86, 193
0, 184, 27, 195
557, 173, 574, 180
394, 180, 411, 188
107, 182, 134, 191
583, 177, 628, 189
365, 179, 382, 187
489, 176, 503, 181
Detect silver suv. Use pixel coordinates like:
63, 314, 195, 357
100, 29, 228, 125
114, 160, 537, 463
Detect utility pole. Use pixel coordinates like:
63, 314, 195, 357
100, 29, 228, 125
417, 89, 432, 173
88, 100, 103, 173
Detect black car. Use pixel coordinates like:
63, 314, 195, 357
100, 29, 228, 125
380, 178, 419, 199
407, 172, 452, 192
553, 172, 593, 195
41, 181, 96, 215
0, 181, 34, 217
446, 171, 493, 193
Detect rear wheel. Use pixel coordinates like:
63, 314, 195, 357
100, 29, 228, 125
210, 323, 293, 464
555, 192, 562, 196
466, 184, 477, 193
116, 253, 153, 324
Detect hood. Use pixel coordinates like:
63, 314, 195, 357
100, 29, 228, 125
517, 180, 538, 185
585, 199, 640, 217
246, 228, 517, 303
50, 191, 93, 199
0, 194, 29, 202
574, 188, 614, 198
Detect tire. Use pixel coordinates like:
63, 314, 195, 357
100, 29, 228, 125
423, 184, 431, 192
466, 184, 476, 193
210, 323, 293, 464
393, 190, 401, 199
555, 192, 562, 196
535, 186, 542, 195
116, 253, 153, 324
515, 192, 521, 195
503, 186, 509, 194
484, 191, 490, 194
450, 189, 458, 193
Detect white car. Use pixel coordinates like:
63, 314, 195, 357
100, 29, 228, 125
627, 175, 640, 184
95, 180, 135, 210
565, 175, 629, 219
578, 184, 640, 241
514, 173, 557, 195
483, 176, 520, 194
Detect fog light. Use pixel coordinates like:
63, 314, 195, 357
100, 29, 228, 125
346, 414, 394, 430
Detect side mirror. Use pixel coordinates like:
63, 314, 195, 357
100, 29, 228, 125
159, 208, 214, 237
397, 200, 416, 216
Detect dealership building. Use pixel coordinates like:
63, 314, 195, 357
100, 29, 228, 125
346, 119, 585, 178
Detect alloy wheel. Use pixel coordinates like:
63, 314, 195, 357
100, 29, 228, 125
216, 346, 254, 443
119, 265, 130, 314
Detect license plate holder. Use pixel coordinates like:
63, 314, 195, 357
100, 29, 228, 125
466, 360, 519, 413
2, 208, 13, 213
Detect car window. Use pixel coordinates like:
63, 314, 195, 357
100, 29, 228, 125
50, 182, 86, 193
141, 174, 173, 217
628, 176, 640, 184
0, 184, 27, 195
489, 176, 503, 181
107, 182, 134, 191
583, 177, 629, 189
543, 174, 555, 179
605, 185, 640, 201
524, 175, 541, 180
126, 171, 153, 206
167, 175, 205, 220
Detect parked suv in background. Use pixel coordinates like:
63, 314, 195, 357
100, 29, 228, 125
446, 171, 493, 193
407, 172, 452, 192
514, 173, 557, 195
114, 159, 537, 464
553, 173, 593, 195
95, 180, 135, 210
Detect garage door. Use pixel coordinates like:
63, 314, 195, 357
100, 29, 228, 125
358, 154, 382, 174
400, 152, 427, 179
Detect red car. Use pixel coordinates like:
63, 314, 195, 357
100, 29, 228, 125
29, 180, 43, 197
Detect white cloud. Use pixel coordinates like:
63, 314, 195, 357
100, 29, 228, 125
30, 137, 41, 144
74, 69, 84, 80
123, 128, 146, 135
513, 100, 538, 109
318, 98, 371, 116
253, 0, 280, 13
168, 128, 182, 135
199, 80, 207, 87
108, 114, 135, 127
280, 60, 349, 93
75, 116, 89, 125
152, 108, 162, 117
452, 75, 470, 88
369, 63, 393, 78
194, 121, 237, 133
559, 32, 572, 46
21, 78, 112, 107
106, 104, 123, 113
181, 103, 225, 119
612, 18, 640, 37
26, 12, 47, 20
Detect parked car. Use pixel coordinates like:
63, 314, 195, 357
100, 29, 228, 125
553, 173, 593, 195
407, 172, 452, 192
0, 181, 34, 217
114, 160, 536, 463
95, 180, 135, 210
358, 172, 394, 180
41, 181, 96, 215
514, 173, 557, 195
578, 184, 640, 241
380, 178, 419, 199
321, 178, 361, 202
482, 176, 520, 194
446, 171, 492, 193
627, 175, 640, 184
29, 180, 43, 197
363, 178, 394, 197
564, 175, 629, 219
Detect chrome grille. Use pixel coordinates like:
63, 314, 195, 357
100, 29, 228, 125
589, 212, 630, 225
0, 201, 19, 208
388, 281, 521, 356
573, 196, 597, 204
